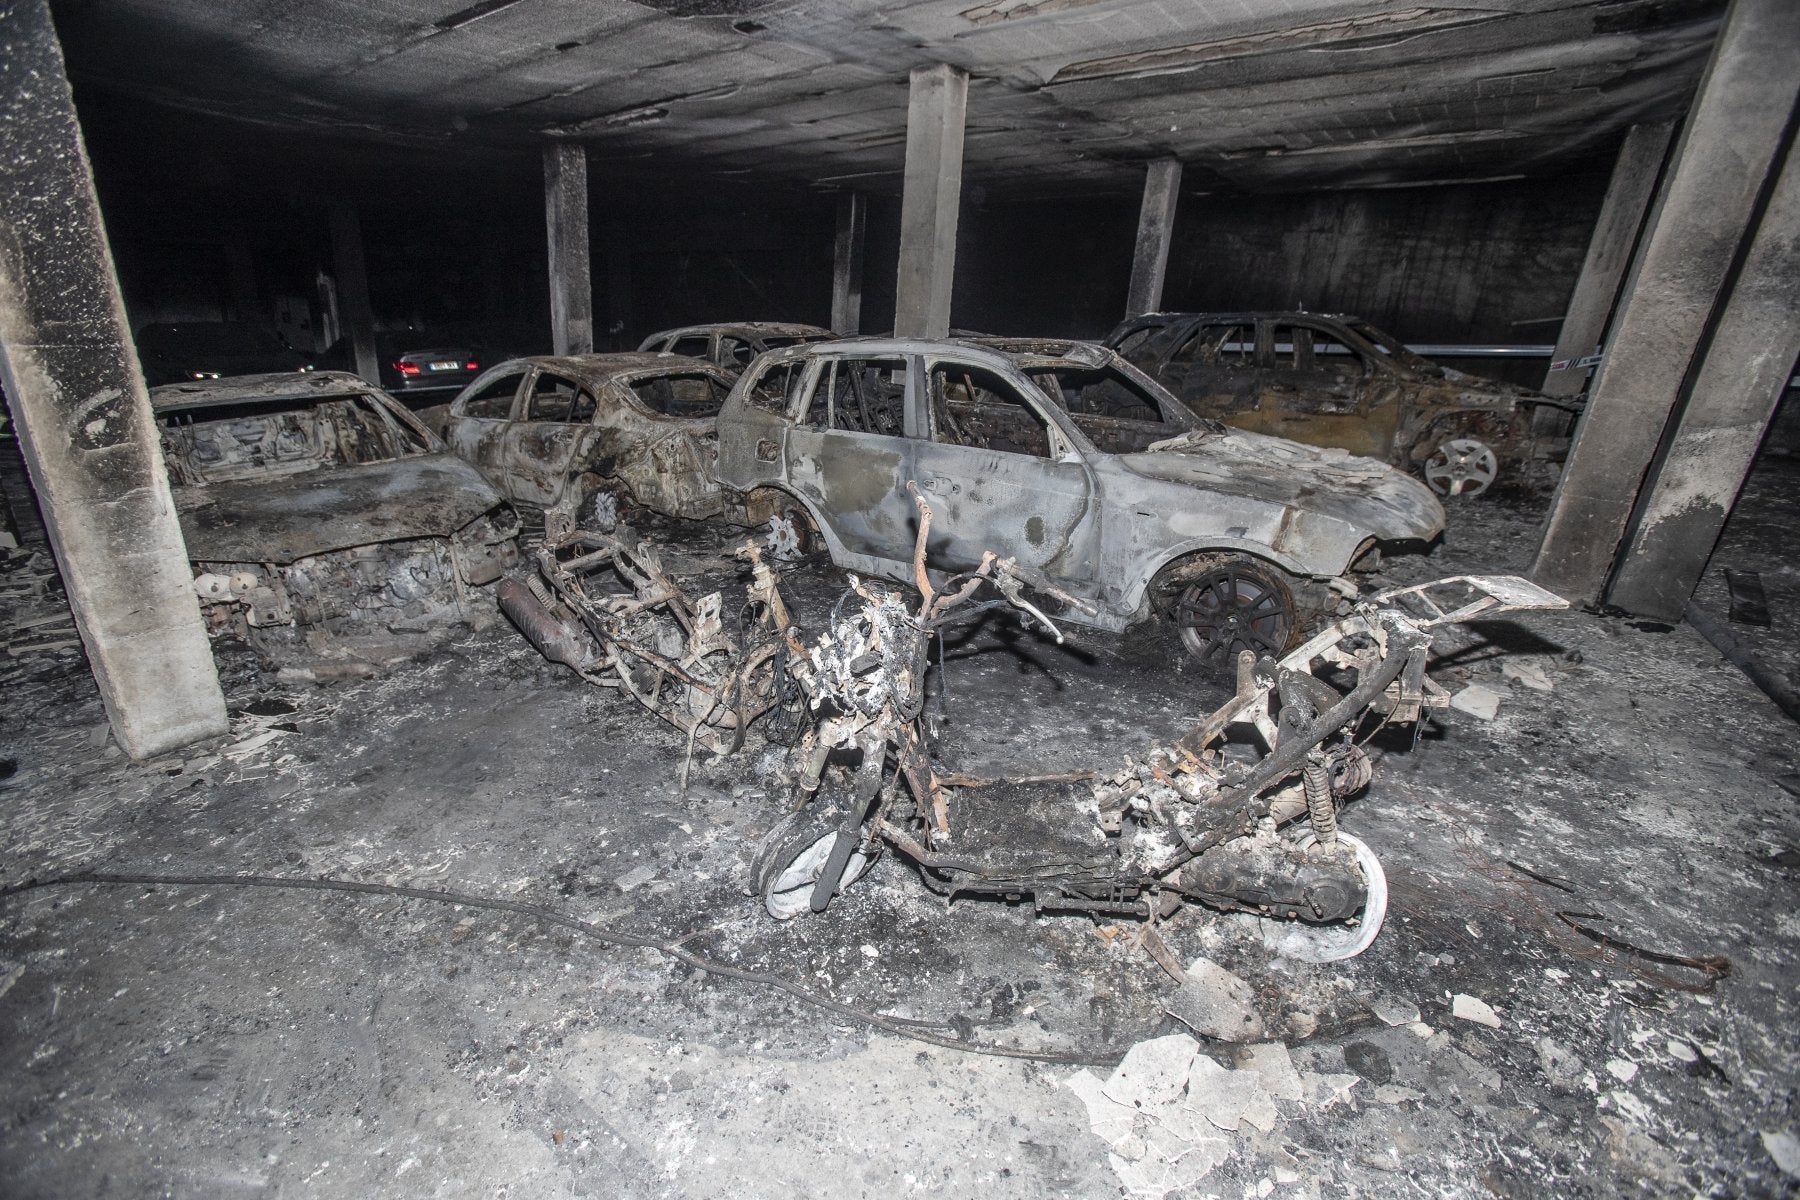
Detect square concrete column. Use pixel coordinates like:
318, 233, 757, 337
329, 203, 380, 385
1530, 0, 1800, 604
0, 0, 227, 759
894, 64, 968, 340
831, 191, 867, 335
544, 142, 594, 357
1125, 159, 1182, 319
1539, 122, 1674, 403
1606, 134, 1800, 620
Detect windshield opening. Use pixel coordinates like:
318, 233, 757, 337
158, 393, 431, 485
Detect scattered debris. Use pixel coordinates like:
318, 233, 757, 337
1451, 993, 1502, 1028
1369, 995, 1420, 1026
1449, 682, 1504, 719
1606, 1057, 1639, 1083
1537, 1036, 1584, 1085
1762, 1129, 1800, 1179
615, 865, 657, 892
1165, 958, 1265, 1042
1501, 656, 1556, 691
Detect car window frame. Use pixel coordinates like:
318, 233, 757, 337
617, 366, 735, 422
521, 368, 598, 424
452, 364, 530, 421
921, 352, 1086, 463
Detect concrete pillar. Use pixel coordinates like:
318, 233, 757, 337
1125, 159, 1182, 319
1606, 136, 1800, 620
1540, 122, 1674, 401
1529, 0, 1800, 604
328, 204, 379, 384
831, 192, 867, 335
0, 0, 227, 759
894, 64, 967, 340
543, 142, 593, 356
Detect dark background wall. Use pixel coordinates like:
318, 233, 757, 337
74, 90, 1613, 378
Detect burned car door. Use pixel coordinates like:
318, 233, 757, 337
502, 368, 600, 508
1249, 320, 1399, 460
446, 365, 529, 491
910, 355, 1096, 579
784, 353, 920, 562
1157, 320, 1262, 418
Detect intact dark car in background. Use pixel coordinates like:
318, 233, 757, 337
152, 371, 520, 666
639, 322, 834, 372
137, 322, 314, 386
1104, 312, 1564, 496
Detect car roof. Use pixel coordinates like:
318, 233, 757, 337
482, 352, 737, 383
647, 322, 833, 341
763, 335, 1128, 374
149, 371, 379, 411
1123, 311, 1362, 325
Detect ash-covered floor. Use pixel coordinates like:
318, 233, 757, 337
2, 460, 1797, 1200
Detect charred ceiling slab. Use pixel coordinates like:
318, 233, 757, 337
48, 0, 1725, 196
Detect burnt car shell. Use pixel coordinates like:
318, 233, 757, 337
153, 371, 520, 648
639, 322, 834, 372
714, 337, 1442, 634
1104, 312, 1548, 493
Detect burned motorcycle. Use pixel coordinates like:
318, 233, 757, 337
753, 488, 1565, 960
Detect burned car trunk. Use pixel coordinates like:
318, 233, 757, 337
1104, 312, 1576, 497
442, 354, 734, 531
153, 371, 520, 665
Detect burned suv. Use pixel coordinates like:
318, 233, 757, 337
153, 372, 520, 664
714, 337, 1444, 663
1105, 312, 1562, 496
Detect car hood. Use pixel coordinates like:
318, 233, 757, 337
173, 454, 505, 563
1121, 426, 1445, 542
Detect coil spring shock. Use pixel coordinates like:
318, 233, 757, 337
1303, 751, 1338, 845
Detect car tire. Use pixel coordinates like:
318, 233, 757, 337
1165, 554, 1302, 667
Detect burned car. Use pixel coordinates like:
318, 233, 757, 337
1104, 312, 1565, 496
443, 354, 737, 530
152, 372, 520, 661
639, 322, 834, 373
713, 337, 1444, 664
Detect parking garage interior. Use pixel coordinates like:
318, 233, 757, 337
1, 0, 1797, 1196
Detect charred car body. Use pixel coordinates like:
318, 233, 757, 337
152, 372, 520, 659
639, 322, 834, 372
1104, 312, 1567, 496
443, 353, 737, 531
713, 337, 1444, 664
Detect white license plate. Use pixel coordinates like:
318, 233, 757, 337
428, 360, 460, 371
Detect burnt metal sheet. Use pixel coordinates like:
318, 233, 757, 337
174, 454, 502, 562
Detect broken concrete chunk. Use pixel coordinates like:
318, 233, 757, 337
614, 865, 657, 892
1178, 1053, 1274, 1133
1605, 1057, 1639, 1083
1108, 1125, 1228, 1198
1300, 1070, 1362, 1108
1369, 995, 1421, 1027
1762, 1129, 1800, 1179
1449, 683, 1504, 720
1536, 1036, 1584, 1085
1103, 1033, 1198, 1112
1371, 1084, 1425, 1105
1165, 958, 1265, 1042
1501, 657, 1555, 692
1236, 1042, 1304, 1102
1451, 993, 1502, 1028
1066, 1069, 1142, 1153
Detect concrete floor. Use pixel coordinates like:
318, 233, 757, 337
1, 461, 1797, 1199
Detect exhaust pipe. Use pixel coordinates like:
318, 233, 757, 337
498, 577, 595, 673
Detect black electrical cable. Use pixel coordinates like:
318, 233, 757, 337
0, 870, 1128, 1068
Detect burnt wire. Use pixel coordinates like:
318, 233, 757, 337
0, 870, 1127, 1068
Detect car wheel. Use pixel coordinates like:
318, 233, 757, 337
577, 485, 623, 532
1423, 437, 1498, 497
750, 803, 876, 920
1171, 556, 1300, 665
764, 501, 820, 563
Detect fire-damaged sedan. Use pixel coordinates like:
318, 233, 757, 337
714, 338, 1445, 664
153, 372, 521, 663
442, 353, 737, 530
1104, 311, 1566, 496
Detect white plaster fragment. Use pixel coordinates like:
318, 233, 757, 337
1238, 1042, 1304, 1101
1449, 683, 1504, 719
1762, 1129, 1800, 1179
1452, 993, 1502, 1028
1103, 1033, 1198, 1112
1606, 1057, 1639, 1083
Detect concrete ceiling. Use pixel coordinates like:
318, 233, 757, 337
51, 0, 1723, 197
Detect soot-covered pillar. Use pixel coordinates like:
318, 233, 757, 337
0, 0, 227, 758
1607, 135, 1800, 620
1125, 159, 1182, 319
894, 64, 967, 340
1530, 0, 1800, 604
544, 142, 593, 356
328, 203, 379, 385
831, 191, 867, 335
